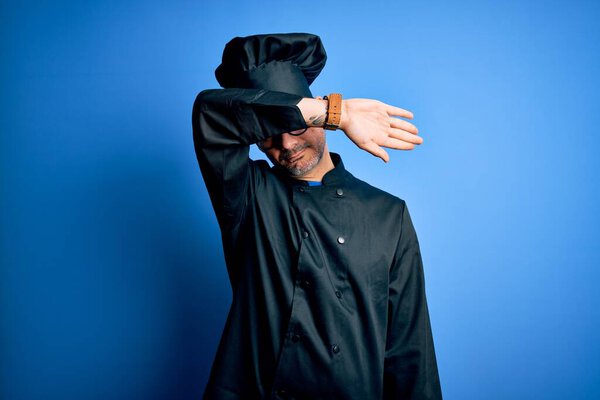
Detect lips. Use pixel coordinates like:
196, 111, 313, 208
285, 148, 305, 163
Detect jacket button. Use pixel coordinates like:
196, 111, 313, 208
335, 290, 342, 298
336, 188, 344, 196
291, 333, 301, 342
296, 279, 310, 287
302, 230, 309, 239
337, 236, 345, 244
298, 186, 305, 192
332, 344, 340, 354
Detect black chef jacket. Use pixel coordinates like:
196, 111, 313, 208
192, 88, 442, 400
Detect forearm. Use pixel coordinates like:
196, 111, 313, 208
296, 97, 327, 127
296, 97, 349, 130
193, 88, 307, 147
194, 89, 351, 147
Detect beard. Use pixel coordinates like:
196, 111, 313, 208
279, 137, 326, 177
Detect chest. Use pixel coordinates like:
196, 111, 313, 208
248, 180, 400, 282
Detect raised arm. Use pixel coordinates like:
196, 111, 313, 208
192, 88, 307, 234
192, 89, 424, 233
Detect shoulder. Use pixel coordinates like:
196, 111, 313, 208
344, 173, 411, 244
347, 174, 406, 211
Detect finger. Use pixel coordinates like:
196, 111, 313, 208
389, 117, 419, 134
381, 137, 416, 150
384, 104, 414, 119
387, 128, 424, 144
362, 142, 390, 162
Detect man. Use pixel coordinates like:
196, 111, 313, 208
192, 33, 442, 399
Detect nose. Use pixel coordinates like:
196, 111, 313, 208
279, 132, 300, 150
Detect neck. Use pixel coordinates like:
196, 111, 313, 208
295, 146, 334, 182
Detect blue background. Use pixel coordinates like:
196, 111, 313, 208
2, 1, 599, 399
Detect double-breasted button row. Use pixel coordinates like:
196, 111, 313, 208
303, 229, 343, 244
295, 279, 310, 287
303, 230, 343, 245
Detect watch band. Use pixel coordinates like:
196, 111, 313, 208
323, 93, 342, 130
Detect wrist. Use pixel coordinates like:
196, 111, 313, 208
339, 99, 348, 131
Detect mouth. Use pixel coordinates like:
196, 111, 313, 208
284, 148, 306, 163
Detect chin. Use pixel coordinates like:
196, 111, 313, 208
286, 167, 310, 177
285, 153, 321, 176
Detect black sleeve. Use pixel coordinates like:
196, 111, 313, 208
383, 202, 443, 399
191, 88, 307, 235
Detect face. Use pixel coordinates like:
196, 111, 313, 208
257, 127, 326, 177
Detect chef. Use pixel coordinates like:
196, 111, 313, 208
192, 32, 442, 400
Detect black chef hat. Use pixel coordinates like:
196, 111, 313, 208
215, 33, 327, 98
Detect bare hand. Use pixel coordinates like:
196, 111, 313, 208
339, 98, 422, 162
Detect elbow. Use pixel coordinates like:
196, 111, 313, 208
191, 90, 215, 148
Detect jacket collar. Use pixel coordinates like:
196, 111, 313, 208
272, 152, 351, 186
